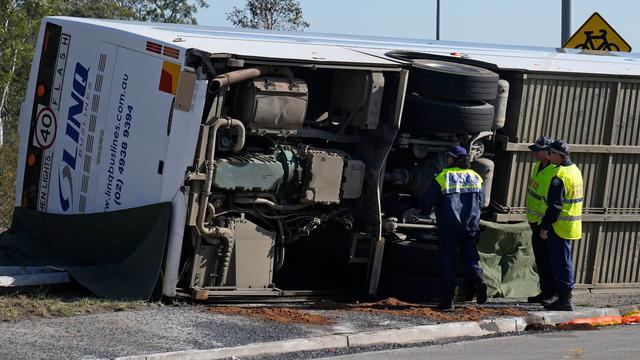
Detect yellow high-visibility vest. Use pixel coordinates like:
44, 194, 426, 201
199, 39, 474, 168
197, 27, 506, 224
435, 167, 483, 194
525, 161, 557, 224
552, 164, 583, 240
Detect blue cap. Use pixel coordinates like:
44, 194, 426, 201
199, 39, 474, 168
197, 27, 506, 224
447, 145, 467, 159
549, 140, 570, 156
528, 136, 553, 152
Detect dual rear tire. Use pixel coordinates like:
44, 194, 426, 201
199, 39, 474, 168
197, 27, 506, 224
403, 59, 499, 134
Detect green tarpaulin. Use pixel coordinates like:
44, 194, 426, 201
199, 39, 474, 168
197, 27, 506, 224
478, 220, 539, 298
0, 203, 171, 300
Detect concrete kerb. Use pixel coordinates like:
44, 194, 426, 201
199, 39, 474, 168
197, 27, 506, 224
116, 335, 349, 360
114, 305, 639, 360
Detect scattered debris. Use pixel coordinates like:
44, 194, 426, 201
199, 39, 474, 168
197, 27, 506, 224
207, 298, 529, 325
524, 323, 557, 331
345, 298, 528, 322
207, 306, 335, 325
556, 323, 599, 331
525, 322, 600, 331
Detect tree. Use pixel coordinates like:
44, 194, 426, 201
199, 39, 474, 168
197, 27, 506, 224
0, 0, 53, 148
131, 0, 209, 24
227, 0, 309, 31
56, 0, 136, 19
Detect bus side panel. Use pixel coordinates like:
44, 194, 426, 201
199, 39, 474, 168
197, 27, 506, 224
93, 47, 177, 212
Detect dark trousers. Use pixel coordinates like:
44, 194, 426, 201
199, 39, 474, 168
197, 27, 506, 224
438, 226, 483, 295
530, 223, 556, 296
547, 229, 575, 292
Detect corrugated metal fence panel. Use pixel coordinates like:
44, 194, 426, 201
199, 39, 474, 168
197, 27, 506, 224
615, 82, 640, 146
572, 222, 598, 284
492, 151, 530, 209
514, 77, 615, 145
594, 222, 640, 284
493, 152, 607, 210
494, 72, 640, 286
608, 154, 640, 209
572, 153, 606, 210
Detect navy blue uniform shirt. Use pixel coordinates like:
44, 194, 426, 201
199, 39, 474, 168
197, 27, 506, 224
420, 169, 484, 232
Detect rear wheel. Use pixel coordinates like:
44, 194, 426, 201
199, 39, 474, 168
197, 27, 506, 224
402, 95, 495, 134
409, 60, 499, 101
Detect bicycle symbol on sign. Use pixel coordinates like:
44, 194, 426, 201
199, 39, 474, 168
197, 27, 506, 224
575, 29, 620, 51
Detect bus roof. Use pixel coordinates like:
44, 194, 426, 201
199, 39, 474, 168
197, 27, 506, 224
49, 16, 640, 76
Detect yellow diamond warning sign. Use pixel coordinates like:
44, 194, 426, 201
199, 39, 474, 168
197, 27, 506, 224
563, 12, 631, 52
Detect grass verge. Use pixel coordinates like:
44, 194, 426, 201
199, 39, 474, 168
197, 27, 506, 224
0, 291, 143, 321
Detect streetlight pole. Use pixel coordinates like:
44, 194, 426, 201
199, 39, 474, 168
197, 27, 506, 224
436, 0, 441, 40
561, 0, 572, 45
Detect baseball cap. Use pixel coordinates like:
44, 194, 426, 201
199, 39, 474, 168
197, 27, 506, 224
528, 136, 553, 152
447, 145, 467, 159
548, 140, 570, 156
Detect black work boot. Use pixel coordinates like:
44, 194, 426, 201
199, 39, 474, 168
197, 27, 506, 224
475, 277, 488, 305
436, 296, 454, 311
436, 288, 455, 311
527, 292, 555, 304
462, 277, 477, 302
543, 291, 573, 311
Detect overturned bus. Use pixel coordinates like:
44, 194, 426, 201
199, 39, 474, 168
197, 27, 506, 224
7, 17, 640, 300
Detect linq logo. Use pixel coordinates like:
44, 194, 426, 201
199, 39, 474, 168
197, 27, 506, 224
57, 62, 89, 212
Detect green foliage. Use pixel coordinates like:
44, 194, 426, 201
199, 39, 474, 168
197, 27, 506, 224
227, 0, 309, 31
131, 0, 209, 24
53, 0, 136, 19
0, 131, 18, 228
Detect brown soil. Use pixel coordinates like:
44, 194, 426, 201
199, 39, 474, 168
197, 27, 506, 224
208, 298, 529, 325
556, 323, 599, 331
207, 306, 335, 325
344, 298, 529, 322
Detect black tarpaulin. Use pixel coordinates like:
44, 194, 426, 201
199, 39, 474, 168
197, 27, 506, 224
0, 203, 171, 300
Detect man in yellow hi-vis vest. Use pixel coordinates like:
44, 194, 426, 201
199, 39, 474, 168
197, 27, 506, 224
420, 146, 488, 311
525, 136, 557, 304
539, 140, 583, 311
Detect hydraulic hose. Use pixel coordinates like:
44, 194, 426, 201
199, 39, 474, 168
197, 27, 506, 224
196, 117, 245, 238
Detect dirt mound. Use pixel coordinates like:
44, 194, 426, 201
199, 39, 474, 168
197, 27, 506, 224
348, 298, 528, 322
207, 306, 334, 325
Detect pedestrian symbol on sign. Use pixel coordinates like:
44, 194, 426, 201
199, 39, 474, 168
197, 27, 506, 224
563, 12, 631, 52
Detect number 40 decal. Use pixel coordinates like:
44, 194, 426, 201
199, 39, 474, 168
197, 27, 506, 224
35, 106, 57, 149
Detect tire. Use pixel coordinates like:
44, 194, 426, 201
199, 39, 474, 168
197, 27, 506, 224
409, 60, 499, 101
379, 269, 444, 302
402, 95, 495, 134
386, 240, 440, 275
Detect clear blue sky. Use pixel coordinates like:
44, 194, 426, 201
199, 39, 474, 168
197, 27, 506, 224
196, 0, 638, 51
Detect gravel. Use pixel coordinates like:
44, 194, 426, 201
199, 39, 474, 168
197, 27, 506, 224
0, 289, 638, 360
0, 302, 439, 359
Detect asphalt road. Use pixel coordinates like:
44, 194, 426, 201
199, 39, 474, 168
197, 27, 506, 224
312, 325, 640, 360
